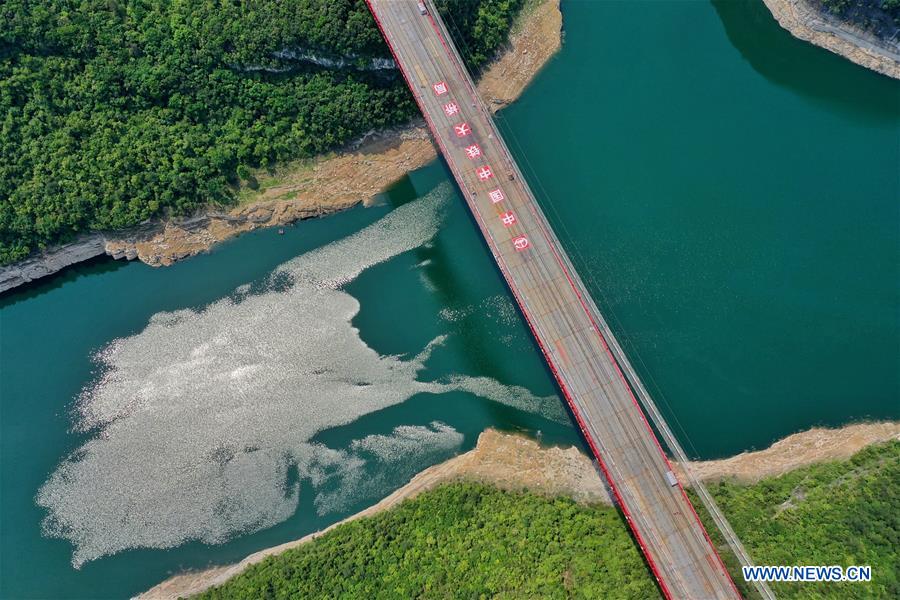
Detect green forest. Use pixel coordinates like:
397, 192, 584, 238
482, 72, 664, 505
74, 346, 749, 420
700, 439, 899, 599
815, 0, 900, 36
197, 482, 660, 600
196, 440, 898, 599
0, 0, 523, 265
819, 0, 900, 19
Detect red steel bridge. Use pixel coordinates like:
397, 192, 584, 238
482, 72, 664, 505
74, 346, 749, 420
365, 2, 776, 598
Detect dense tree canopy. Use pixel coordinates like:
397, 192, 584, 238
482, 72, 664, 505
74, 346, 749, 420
815, 0, 900, 39
196, 482, 660, 600
0, 0, 522, 264
819, 0, 900, 18
435, 0, 524, 73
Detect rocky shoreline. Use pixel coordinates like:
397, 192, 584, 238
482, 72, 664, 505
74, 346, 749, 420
0, 0, 562, 295
140, 421, 899, 599
0, 235, 107, 292
0, 128, 435, 295
763, 0, 900, 79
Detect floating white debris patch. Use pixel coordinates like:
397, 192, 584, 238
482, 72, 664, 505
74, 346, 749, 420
37, 186, 563, 567
350, 421, 464, 464
311, 421, 465, 516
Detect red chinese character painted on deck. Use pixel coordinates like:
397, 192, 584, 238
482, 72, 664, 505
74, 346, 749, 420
454, 122, 472, 137
512, 235, 530, 251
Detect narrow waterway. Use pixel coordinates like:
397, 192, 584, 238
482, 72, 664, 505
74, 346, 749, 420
1, 1, 897, 598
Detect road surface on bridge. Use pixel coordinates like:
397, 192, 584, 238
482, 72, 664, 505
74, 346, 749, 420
365, 2, 742, 598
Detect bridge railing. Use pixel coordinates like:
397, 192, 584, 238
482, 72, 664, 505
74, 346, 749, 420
426, 3, 775, 599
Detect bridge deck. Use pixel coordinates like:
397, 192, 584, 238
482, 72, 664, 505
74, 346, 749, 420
366, 2, 741, 598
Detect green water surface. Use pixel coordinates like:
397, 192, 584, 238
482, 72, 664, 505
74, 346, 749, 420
493, 0, 899, 456
1, 1, 898, 598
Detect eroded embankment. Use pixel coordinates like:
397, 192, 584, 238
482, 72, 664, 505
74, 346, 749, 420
0, 0, 563, 293
141, 420, 899, 599
763, 0, 900, 79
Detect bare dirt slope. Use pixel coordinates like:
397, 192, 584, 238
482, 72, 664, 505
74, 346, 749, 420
478, 0, 563, 112
676, 420, 900, 482
104, 126, 436, 266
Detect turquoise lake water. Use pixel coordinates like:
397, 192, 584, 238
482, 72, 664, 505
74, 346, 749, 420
1, 1, 898, 598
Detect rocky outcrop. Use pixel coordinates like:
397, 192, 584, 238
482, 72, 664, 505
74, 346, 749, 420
763, 0, 900, 79
0, 202, 352, 292
0, 236, 107, 293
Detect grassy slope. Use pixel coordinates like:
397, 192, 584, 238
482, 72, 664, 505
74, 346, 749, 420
195, 440, 898, 599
